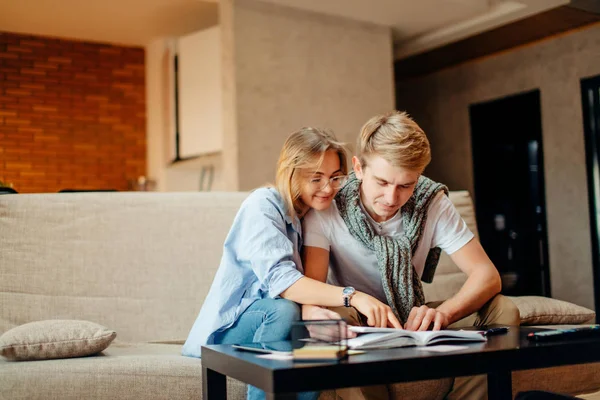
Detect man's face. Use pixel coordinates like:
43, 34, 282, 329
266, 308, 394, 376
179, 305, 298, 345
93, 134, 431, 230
353, 155, 420, 223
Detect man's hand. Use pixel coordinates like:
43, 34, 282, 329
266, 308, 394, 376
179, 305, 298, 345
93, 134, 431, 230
405, 305, 450, 331
301, 305, 356, 340
351, 292, 403, 329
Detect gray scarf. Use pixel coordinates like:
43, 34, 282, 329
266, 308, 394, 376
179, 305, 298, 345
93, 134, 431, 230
335, 172, 448, 323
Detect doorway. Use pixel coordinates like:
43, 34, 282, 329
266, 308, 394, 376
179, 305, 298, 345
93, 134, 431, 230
581, 74, 600, 320
469, 89, 551, 297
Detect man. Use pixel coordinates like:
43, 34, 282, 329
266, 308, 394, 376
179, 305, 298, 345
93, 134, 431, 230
302, 110, 520, 400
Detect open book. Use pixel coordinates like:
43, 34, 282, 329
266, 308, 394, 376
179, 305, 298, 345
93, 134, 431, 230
346, 327, 487, 350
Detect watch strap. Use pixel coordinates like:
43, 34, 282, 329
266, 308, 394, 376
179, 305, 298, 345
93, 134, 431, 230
343, 295, 351, 307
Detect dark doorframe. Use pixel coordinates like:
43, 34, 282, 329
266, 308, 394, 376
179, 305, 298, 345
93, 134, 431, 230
469, 89, 551, 297
581, 74, 600, 322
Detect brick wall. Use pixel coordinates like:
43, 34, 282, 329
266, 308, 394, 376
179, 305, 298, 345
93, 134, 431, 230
0, 31, 146, 193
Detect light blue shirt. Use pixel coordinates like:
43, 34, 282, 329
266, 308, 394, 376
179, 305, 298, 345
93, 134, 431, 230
182, 187, 305, 358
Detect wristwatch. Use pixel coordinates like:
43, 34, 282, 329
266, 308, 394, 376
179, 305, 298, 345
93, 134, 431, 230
342, 286, 356, 307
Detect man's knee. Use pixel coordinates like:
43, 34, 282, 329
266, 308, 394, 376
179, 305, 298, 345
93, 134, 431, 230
482, 294, 520, 326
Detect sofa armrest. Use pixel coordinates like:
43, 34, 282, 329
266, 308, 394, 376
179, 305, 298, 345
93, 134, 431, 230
507, 296, 596, 325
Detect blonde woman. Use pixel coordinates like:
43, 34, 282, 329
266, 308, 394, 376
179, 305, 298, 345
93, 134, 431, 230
183, 127, 400, 400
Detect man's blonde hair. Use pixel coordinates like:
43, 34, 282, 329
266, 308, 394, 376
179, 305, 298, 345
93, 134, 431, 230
357, 110, 431, 172
275, 127, 348, 220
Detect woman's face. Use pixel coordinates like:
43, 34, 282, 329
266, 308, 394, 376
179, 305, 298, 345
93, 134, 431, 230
297, 149, 345, 216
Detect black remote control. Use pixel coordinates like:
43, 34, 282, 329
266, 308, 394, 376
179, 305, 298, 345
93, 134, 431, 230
527, 325, 600, 342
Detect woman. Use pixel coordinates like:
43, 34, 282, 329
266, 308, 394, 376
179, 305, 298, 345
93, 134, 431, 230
182, 127, 397, 400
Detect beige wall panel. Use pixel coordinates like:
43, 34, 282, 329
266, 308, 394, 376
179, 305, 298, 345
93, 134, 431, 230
396, 23, 600, 309
232, 0, 395, 190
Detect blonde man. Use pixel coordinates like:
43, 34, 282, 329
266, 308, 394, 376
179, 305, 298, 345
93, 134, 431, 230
302, 111, 520, 400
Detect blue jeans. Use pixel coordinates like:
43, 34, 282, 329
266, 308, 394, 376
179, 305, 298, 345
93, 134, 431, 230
215, 298, 319, 400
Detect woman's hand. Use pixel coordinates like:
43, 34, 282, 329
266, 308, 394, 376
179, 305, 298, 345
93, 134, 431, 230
351, 292, 403, 328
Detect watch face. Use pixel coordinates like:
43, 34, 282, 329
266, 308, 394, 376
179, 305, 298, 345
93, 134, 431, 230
342, 287, 355, 296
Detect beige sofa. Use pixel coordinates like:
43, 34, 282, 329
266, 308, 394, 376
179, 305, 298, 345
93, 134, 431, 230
0, 191, 599, 400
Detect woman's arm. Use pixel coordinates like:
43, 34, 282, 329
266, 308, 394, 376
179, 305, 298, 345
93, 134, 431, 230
232, 191, 309, 298
283, 245, 402, 328
302, 245, 330, 282
237, 192, 399, 327
281, 245, 347, 306
280, 276, 345, 306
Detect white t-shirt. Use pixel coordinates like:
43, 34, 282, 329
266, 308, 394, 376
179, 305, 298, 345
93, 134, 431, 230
302, 191, 474, 305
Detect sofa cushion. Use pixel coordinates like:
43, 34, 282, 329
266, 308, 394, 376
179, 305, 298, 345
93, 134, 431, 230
508, 296, 596, 325
0, 340, 455, 400
0, 342, 246, 400
0, 320, 116, 361
0, 192, 249, 344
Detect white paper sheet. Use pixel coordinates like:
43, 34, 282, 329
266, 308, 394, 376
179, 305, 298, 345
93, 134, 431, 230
416, 345, 469, 353
256, 353, 294, 360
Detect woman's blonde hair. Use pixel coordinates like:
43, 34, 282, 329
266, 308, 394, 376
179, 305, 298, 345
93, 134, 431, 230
275, 127, 348, 220
357, 110, 431, 172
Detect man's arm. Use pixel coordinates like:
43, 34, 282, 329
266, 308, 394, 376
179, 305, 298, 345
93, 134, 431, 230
405, 237, 501, 330
436, 237, 501, 319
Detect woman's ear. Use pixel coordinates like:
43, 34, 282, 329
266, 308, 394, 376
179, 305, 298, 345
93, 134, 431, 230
352, 156, 364, 180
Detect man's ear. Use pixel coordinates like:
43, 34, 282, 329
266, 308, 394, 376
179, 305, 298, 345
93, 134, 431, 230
352, 156, 364, 180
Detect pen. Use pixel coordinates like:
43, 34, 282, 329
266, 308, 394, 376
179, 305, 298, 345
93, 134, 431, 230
484, 327, 509, 336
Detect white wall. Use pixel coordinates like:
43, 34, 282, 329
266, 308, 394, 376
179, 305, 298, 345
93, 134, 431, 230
146, 33, 226, 192
178, 27, 222, 158
145, 38, 172, 192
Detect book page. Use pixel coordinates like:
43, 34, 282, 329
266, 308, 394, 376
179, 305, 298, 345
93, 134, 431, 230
347, 327, 486, 348
346, 334, 416, 350
349, 327, 404, 334
417, 330, 486, 345
346, 332, 407, 349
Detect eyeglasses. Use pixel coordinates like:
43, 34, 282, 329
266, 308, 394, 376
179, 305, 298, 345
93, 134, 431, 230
309, 175, 349, 191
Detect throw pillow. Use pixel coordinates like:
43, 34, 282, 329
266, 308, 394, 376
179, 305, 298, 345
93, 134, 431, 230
509, 296, 596, 325
0, 319, 116, 361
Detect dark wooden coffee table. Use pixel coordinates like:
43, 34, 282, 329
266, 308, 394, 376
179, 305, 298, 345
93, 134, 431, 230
201, 326, 600, 400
